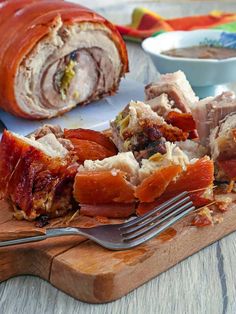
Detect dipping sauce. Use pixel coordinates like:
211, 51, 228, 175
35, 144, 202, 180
161, 46, 236, 60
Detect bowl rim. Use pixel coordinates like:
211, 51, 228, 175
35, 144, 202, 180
141, 29, 236, 64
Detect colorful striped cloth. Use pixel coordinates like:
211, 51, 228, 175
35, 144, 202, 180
116, 8, 236, 42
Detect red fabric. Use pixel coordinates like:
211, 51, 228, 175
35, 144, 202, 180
117, 8, 236, 41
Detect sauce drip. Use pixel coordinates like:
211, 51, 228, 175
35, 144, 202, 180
157, 227, 177, 242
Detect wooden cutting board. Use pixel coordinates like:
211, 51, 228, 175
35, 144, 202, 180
1, 199, 236, 304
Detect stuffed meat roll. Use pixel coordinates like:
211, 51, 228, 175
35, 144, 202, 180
0, 0, 128, 119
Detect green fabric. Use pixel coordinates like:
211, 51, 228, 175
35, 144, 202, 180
212, 21, 236, 32
123, 35, 142, 43
151, 30, 166, 37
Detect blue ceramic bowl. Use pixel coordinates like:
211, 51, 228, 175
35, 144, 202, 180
142, 30, 236, 97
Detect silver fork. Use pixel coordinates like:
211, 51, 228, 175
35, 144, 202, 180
0, 192, 195, 250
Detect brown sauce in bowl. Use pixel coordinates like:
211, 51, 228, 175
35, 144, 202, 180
161, 46, 236, 60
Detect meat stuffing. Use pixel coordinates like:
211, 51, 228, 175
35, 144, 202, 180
111, 100, 188, 161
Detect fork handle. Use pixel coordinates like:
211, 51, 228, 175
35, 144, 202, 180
0, 227, 82, 247
0, 234, 48, 247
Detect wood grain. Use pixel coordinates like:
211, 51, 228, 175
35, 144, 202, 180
49, 205, 236, 303
1, 198, 236, 305
0, 202, 85, 282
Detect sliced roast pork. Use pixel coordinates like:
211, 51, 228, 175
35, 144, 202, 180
209, 113, 236, 181
145, 70, 199, 114
191, 91, 236, 145
135, 142, 214, 208
111, 100, 189, 161
74, 143, 213, 217
73, 152, 139, 218
145, 71, 198, 138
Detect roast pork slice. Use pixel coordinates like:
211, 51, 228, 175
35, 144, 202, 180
210, 113, 236, 161
74, 152, 138, 209
145, 71, 198, 113
209, 113, 236, 181
111, 100, 189, 161
191, 91, 236, 145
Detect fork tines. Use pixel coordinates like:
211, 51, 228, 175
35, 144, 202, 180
120, 192, 195, 246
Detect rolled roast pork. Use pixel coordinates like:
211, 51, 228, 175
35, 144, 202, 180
0, 0, 128, 119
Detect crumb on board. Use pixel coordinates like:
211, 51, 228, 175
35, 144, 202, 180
214, 194, 232, 212
191, 206, 213, 227
95, 216, 110, 223
213, 215, 224, 224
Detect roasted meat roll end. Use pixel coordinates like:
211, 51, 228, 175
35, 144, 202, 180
0, 0, 128, 119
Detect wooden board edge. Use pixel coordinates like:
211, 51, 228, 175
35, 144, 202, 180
49, 208, 236, 303
0, 236, 87, 282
